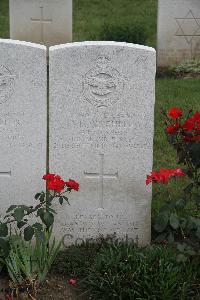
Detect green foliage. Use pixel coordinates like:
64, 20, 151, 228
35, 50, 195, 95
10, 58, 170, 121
33, 227, 62, 283
80, 243, 200, 300
0, 0, 9, 38
5, 235, 35, 285
73, 0, 157, 47
171, 60, 200, 75
0, 173, 77, 296
0, 190, 71, 254
98, 21, 148, 44
153, 108, 200, 261
4, 228, 61, 289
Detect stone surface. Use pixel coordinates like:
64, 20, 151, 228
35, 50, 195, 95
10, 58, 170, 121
157, 0, 200, 67
0, 39, 46, 215
49, 41, 156, 246
9, 0, 72, 47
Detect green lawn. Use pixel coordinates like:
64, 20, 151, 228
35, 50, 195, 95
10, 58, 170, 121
0, 0, 199, 214
0, 0, 9, 38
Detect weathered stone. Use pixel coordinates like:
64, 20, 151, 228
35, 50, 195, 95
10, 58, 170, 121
9, 0, 72, 47
157, 0, 200, 67
49, 41, 156, 246
0, 39, 46, 214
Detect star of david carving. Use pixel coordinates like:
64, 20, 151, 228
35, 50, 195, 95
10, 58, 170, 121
175, 10, 200, 44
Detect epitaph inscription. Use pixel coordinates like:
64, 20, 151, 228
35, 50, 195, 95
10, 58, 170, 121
0, 65, 15, 104
83, 57, 124, 108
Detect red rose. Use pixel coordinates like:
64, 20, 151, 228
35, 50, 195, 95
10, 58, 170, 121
68, 278, 77, 285
167, 107, 182, 120
166, 122, 180, 134
146, 170, 166, 185
184, 135, 200, 142
43, 173, 56, 181
47, 177, 65, 193
146, 168, 185, 185
170, 168, 185, 177
65, 179, 79, 191
182, 112, 200, 141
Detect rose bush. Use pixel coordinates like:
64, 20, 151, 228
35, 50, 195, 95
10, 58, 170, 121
147, 107, 200, 261
0, 173, 79, 254
0, 173, 79, 298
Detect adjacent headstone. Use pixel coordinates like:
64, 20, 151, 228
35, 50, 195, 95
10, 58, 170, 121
157, 0, 200, 67
49, 41, 156, 246
0, 39, 46, 214
9, 0, 72, 47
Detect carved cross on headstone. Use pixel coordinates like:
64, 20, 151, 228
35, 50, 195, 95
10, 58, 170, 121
84, 154, 118, 210
31, 7, 52, 43
0, 171, 11, 177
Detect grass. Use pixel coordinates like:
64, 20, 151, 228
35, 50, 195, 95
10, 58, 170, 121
73, 0, 157, 46
0, 0, 9, 38
53, 242, 200, 300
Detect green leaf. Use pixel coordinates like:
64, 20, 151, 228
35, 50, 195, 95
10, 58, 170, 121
177, 243, 186, 253
155, 233, 167, 243
195, 228, 200, 239
154, 212, 169, 233
0, 223, 8, 237
17, 221, 27, 229
24, 226, 34, 241
193, 193, 200, 205
37, 208, 45, 217
48, 207, 56, 214
175, 199, 186, 209
184, 183, 194, 194
170, 214, 180, 230
59, 197, 63, 205
13, 208, 25, 222
32, 223, 43, 231
176, 254, 187, 263
39, 192, 45, 202
41, 212, 54, 228
167, 232, 175, 244
6, 205, 17, 213
0, 238, 10, 256
63, 196, 70, 205
35, 193, 41, 200
189, 143, 200, 167
35, 229, 45, 242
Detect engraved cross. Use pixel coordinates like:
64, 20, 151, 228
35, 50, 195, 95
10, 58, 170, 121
84, 154, 118, 210
0, 171, 11, 177
31, 7, 52, 43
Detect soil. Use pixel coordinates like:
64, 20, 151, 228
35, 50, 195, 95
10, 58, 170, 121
0, 273, 88, 300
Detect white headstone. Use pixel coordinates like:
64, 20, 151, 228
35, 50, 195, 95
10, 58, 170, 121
49, 41, 156, 246
9, 0, 72, 47
157, 0, 200, 67
0, 39, 46, 214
